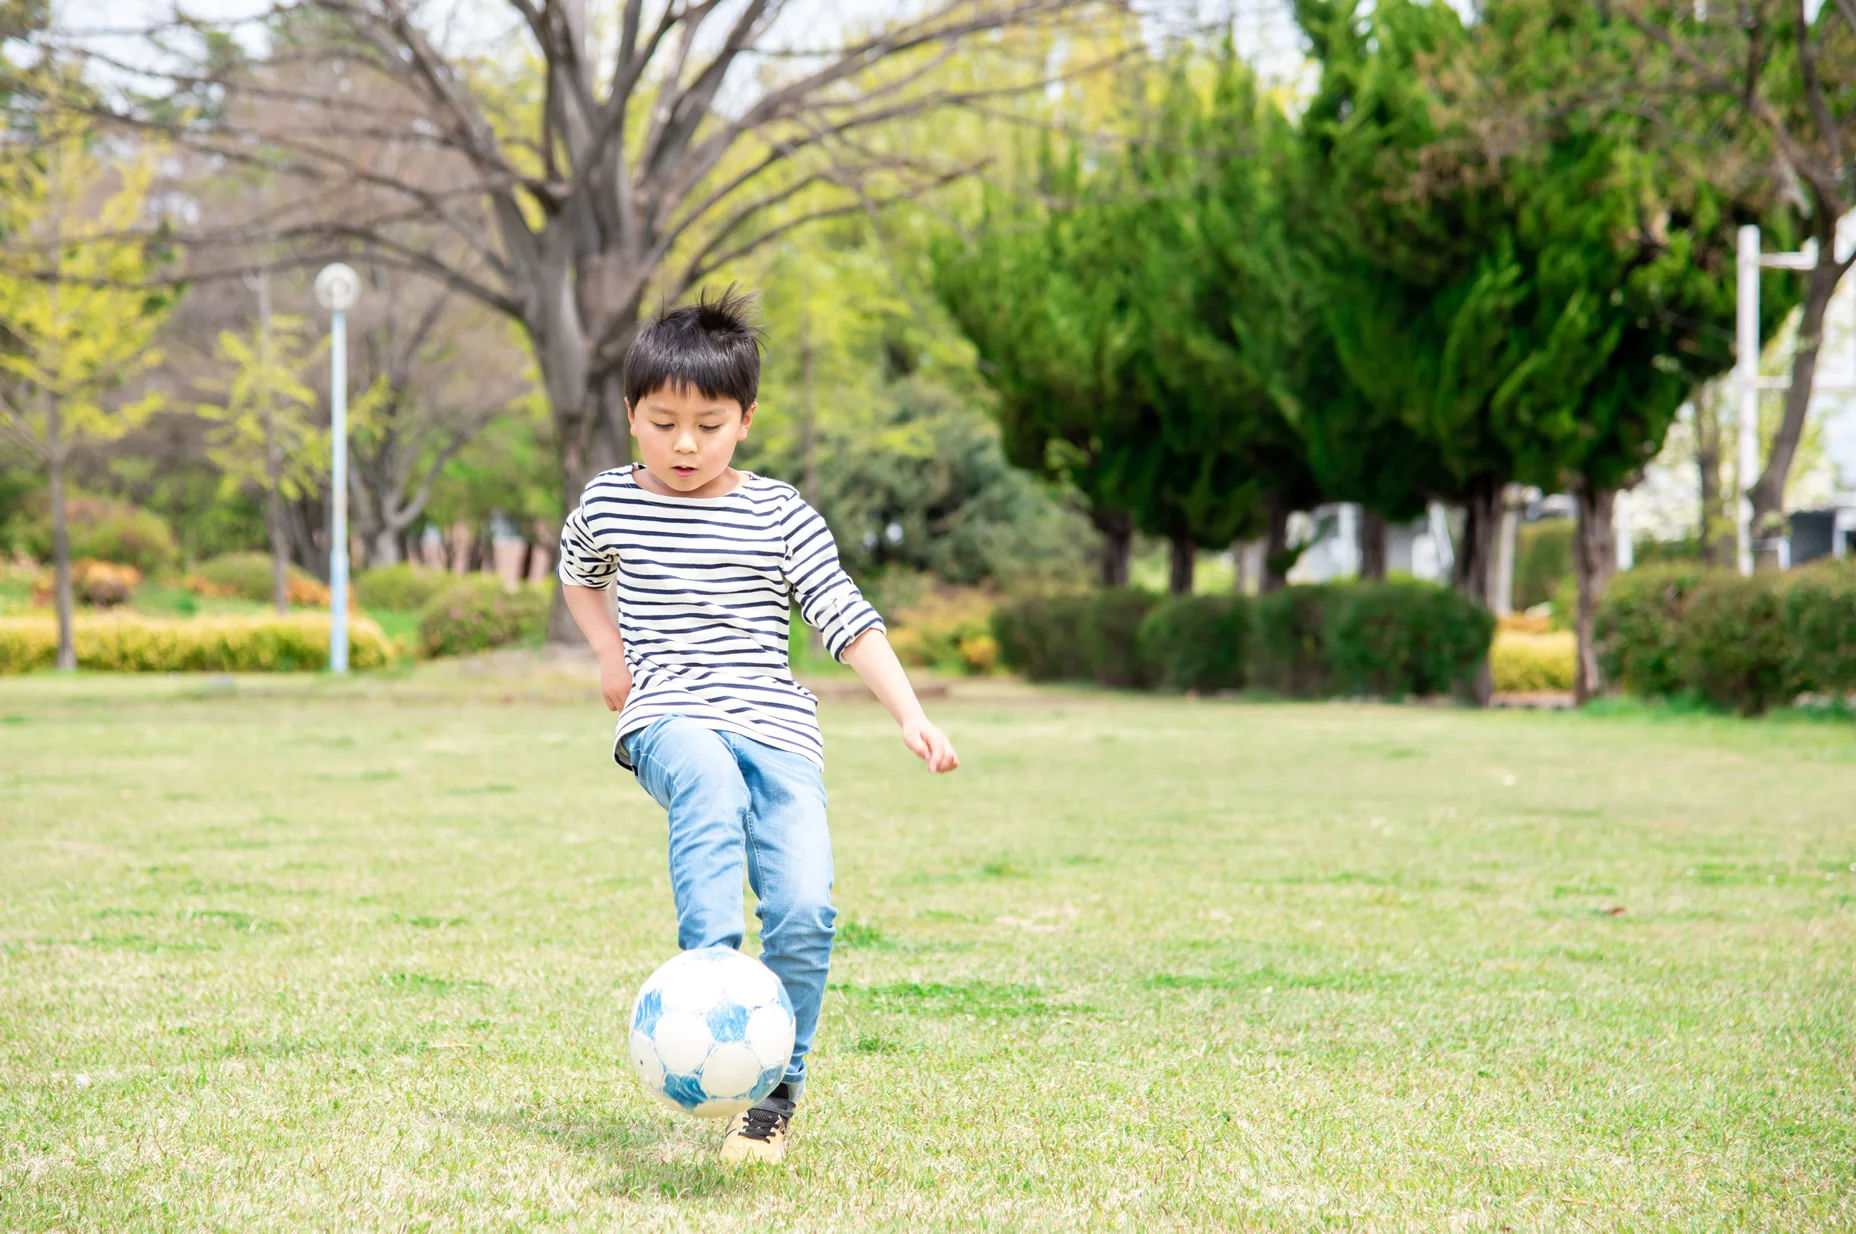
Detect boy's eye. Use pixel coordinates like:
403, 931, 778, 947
652, 422, 676, 431
699, 425, 721, 433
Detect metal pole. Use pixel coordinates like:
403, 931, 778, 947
1735, 224, 1761, 577
329, 306, 349, 673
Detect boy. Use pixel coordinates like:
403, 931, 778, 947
557, 289, 959, 1165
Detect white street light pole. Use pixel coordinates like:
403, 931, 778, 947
315, 263, 361, 672
1735, 226, 1762, 578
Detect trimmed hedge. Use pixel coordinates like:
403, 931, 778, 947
1787, 562, 1856, 700
1597, 560, 1856, 712
355, 562, 452, 612
995, 579, 1492, 700
991, 593, 1093, 682
1678, 573, 1794, 714
1492, 631, 1575, 692
1137, 595, 1250, 693
418, 576, 550, 657
1594, 562, 1709, 696
1326, 580, 1494, 698
1086, 588, 1157, 688
0, 613, 392, 674
191, 552, 332, 606
1251, 584, 1337, 697
13, 492, 179, 574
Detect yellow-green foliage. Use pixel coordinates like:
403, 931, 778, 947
0, 613, 392, 674
1491, 630, 1575, 692
885, 587, 999, 675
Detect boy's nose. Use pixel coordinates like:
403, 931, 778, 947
674, 432, 698, 453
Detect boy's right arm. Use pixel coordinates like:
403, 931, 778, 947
563, 585, 632, 712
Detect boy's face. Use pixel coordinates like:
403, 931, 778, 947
626, 383, 755, 496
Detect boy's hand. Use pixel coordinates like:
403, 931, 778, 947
597, 651, 633, 712
903, 717, 959, 773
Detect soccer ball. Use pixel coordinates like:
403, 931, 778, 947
628, 947, 795, 1118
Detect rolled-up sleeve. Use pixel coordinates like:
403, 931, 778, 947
782, 497, 883, 660
557, 501, 618, 588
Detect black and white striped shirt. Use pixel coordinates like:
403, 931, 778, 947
557, 465, 884, 769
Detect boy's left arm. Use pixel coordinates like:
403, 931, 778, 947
842, 629, 959, 774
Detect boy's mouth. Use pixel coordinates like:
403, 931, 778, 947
671, 465, 698, 479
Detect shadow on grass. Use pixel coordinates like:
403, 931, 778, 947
459, 1103, 741, 1200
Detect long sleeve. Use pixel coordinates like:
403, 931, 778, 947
556, 490, 620, 588
781, 497, 883, 661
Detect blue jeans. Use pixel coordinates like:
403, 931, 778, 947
624, 716, 835, 1096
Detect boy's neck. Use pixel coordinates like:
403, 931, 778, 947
634, 463, 745, 500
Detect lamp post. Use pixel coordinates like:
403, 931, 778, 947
314, 262, 360, 672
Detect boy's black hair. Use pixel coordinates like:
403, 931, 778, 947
624, 285, 765, 411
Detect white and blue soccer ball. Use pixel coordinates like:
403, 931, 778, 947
628, 947, 795, 1118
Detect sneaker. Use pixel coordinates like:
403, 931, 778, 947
720, 1083, 796, 1165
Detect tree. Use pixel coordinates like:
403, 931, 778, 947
1603, 0, 1856, 562
56, 0, 1121, 638
194, 273, 326, 612
933, 56, 1314, 594
0, 128, 171, 668
1436, 0, 1803, 698
1291, 0, 1523, 626
1289, 0, 1798, 701
341, 262, 536, 565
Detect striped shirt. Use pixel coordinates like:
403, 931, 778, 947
557, 465, 884, 769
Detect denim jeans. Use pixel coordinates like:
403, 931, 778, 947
624, 716, 835, 1094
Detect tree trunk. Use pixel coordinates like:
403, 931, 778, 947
266, 485, 290, 613
1748, 247, 1851, 567
1168, 531, 1195, 596
1696, 387, 1725, 567
545, 333, 636, 645
797, 300, 819, 504
1572, 481, 1617, 705
1358, 510, 1388, 581
46, 392, 75, 673
1453, 478, 1503, 706
1262, 493, 1292, 594
255, 269, 290, 614
1452, 480, 1502, 608
1092, 508, 1133, 588
370, 528, 402, 566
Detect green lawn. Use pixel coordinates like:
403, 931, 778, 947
2, 669, 1852, 1231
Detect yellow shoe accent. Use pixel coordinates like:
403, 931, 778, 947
720, 1105, 790, 1164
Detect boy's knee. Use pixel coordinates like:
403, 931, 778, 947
759, 888, 835, 944
631, 718, 748, 809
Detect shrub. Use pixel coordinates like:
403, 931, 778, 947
191, 552, 332, 606
1325, 580, 1495, 698
885, 586, 998, 675
14, 492, 179, 574
1786, 561, 1856, 699
1595, 562, 1713, 697
1514, 518, 1573, 610
355, 562, 452, 612
1250, 585, 1337, 697
1085, 587, 1157, 688
990, 593, 1093, 682
0, 612, 392, 674
1677, 573, 1793, 715
30, 559, 144, 608
1137, 595, 1250, 693
418, 575, 550, 657
1491, 631, 1575, 692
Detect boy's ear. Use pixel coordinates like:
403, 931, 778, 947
625, 398, 638, 435
738, 401, 757, 437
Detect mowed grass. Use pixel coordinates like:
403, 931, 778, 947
1, 670, 1853, 1231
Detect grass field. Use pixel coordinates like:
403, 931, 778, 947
2, 666, 1853, 1231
